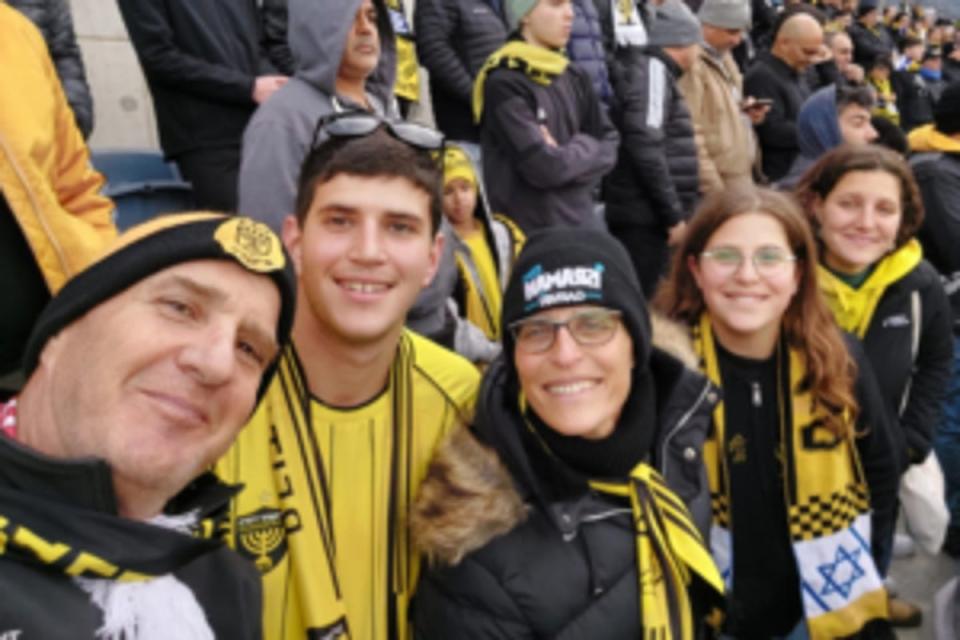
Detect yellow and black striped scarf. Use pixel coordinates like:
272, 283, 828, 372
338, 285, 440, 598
521, 397, 725, 640
591, 467, 725, 640
472, 41, 569, 121
695, 314, 888, 639
219, 336, 420, 639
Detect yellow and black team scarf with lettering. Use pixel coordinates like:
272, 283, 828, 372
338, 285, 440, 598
590, 467, 725, 640
472, 41, 569, 121
520, 397, 725, 640
817, 239, 922, 339
217, 336, 423, 640
695, 315, 888, 639
385, 0, 420, 103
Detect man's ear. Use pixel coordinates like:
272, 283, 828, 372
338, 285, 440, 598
422, 230, 444, 289
281, 214, 304, 277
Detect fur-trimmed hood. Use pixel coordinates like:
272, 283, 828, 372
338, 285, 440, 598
411, 314, 706, 566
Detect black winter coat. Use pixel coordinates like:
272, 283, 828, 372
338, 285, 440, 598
415, 0, 507, 141
8, 0, 93, 138
848, 22, 893, 70
411, 348, 719, 639
566, 0, 614, 110
0, 436, 262, 639
892, 70, 935, 133
910, 151, 960, 331
604, 46, 698, 231
744, 51, 812, 181
479, 53, 619, 232
116, 0, 275, 158
859, 260, 953, 466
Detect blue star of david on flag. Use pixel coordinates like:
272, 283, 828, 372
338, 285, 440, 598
818, 546, 866, 599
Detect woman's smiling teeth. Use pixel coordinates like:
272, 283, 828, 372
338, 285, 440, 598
545, 380, 599, 395
341, 280, 389, 294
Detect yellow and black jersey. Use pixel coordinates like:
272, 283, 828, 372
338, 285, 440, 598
216, 330, 479, 640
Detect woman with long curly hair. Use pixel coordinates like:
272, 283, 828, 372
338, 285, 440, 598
794, 144, 954, 628
656, 186, 898, 639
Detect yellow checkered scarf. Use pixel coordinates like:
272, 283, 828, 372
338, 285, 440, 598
695, 314, 887, 638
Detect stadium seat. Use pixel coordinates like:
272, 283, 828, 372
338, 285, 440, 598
90, 149, 196, 230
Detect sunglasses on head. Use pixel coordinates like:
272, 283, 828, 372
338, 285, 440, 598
311, 111, 445, 153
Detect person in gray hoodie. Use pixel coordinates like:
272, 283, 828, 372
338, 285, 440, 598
238, 0, 462, 346
237, 0, 397, 231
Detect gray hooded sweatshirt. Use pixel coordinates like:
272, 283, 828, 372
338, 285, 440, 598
237, 0, 397, 230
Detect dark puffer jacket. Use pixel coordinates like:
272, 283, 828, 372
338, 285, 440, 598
567, 0, 614, 110
604, 46, 699, 231
415, 0, 507, 141
411, 335, 720, 639
8, 0, 93, 138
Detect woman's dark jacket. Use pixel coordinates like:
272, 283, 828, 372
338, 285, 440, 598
603, 45, 699, 231
859, 260, 953, 466
415, 0, 507, 141
8, 0, 93, 138
411, 336, 719, 638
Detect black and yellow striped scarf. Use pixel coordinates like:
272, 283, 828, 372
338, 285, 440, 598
472, 41, 569, 121
521, 397, 725, 640
695, 314, 888, 639
221, 336, 420, 639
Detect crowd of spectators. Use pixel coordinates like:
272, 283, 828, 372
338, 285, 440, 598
5, 0, 960, 638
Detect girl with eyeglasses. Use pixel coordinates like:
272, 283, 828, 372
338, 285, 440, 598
793, 145, 954, 627
410, 227, 725, 639
656, 186, 898, 639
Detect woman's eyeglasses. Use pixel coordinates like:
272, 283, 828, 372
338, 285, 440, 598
510, 309, 623, 354
700, 246, 797, 278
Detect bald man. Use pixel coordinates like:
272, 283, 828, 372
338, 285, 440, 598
744, 12, 823, 180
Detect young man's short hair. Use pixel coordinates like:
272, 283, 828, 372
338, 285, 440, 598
836, 85, 875, 112
295, 128, 443, 234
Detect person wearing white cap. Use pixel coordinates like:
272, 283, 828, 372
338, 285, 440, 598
679, 0, 766, 197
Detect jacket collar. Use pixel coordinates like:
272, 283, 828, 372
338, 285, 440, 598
0, 429, 238, 520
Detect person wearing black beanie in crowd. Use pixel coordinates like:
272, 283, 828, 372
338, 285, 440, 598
410, 227, 725, 638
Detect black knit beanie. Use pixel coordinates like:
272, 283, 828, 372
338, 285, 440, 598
23, 212, 297, 402
502, 227, 652, 373
935, 81, 960, 135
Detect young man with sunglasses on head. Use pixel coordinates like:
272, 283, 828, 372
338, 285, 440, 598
217, 117, 480, 640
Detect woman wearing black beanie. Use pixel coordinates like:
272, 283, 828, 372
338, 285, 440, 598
410, 227, 725, 638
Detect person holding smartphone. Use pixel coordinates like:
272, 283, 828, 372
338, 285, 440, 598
679, 0, 768, 197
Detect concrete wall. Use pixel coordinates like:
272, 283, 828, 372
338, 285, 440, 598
70, 0, 158, 151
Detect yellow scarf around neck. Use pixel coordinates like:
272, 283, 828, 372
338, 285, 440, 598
695, 315, 887, 639
518, 395, 724, 639
818, 239, 922, 338
591, 467, 725, 640
472, 41, 569, 122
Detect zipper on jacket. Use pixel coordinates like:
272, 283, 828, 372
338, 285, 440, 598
659, 380, 713, 480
